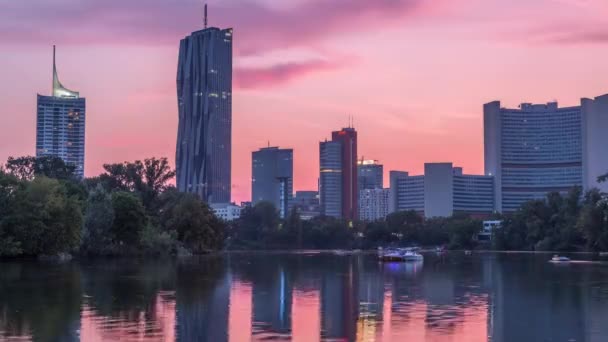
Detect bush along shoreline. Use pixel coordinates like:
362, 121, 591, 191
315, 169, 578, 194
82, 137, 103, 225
1, 156, 608, 259
0, 156, 224, 259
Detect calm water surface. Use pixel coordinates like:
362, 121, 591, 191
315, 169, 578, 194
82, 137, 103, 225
1, 252, 608, 342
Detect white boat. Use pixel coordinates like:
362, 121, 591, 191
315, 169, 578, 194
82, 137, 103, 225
378, 247, 423, 262
549, 255, 571, 263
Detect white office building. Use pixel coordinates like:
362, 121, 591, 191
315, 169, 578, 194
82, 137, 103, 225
359, 188, 390, 221
210, 203, 242, 221
390, 163, 494, 218
484, 95, 608, 212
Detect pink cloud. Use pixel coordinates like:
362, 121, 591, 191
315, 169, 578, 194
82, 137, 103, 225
0, 0, 443, 55
235, 59, 342, 89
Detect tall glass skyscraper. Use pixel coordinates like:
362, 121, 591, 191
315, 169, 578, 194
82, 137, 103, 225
252, 147, 294, 218
485, 96, 608, 212
176, 18, 233, 203
319, 127, 358, 220
36, 46, 86, 178
319, 140, 342, 218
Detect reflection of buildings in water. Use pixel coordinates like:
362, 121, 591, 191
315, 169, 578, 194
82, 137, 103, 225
381, 257, 491, 341
421, 268, 460, 334
483, 256, 586, 342
251, 267, 293, 337
177, 274, 231, 342
228, 281, 252, 342
321, 262, 358, 341
292, 290, 321, 342
356, 270, 385, 341
584, 287, 608, 342
80, 291, 176, 341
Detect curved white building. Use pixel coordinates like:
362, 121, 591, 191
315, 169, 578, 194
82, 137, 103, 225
485, 95, 608, 212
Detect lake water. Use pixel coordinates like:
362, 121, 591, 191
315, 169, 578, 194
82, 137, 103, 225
1, 252, 608, 342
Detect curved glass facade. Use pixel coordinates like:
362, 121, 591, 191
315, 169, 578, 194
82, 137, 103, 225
176, 27, 233, 203
486, 102, 583, 212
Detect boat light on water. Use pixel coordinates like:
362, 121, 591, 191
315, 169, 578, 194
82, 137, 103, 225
550, 255, 571, 263
378, 247, 423, 262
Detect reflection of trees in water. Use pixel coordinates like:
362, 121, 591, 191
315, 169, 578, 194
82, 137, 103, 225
81, 259, 177, 321
81, 256, 228, 341
0, 262, 82, 341
0, 257, 229, 342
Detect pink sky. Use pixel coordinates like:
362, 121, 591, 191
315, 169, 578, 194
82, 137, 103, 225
1, 0, 608, 202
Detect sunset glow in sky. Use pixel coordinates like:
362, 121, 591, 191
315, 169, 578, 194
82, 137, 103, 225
2, 0, 608, 202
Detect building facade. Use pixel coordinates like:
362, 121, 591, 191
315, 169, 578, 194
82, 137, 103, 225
252, 147, 293, 218
319, 141, 342, 218
359, 188, 390, 221
484, 96, 608, 212
357, 160, 383, 190
389, 171, 424, 214
389, 163, 494, 218
210, 203, 242, 221
176, 24, 233, 203
332, 128, 358, 221
319, 128, 358, 220
36, 46, 86, 178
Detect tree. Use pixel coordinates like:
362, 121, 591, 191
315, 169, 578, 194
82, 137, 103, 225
577, 189, 608, 251
82, 185, 115, 255
4, 156, 36, 180
1, 177, 82, 256
5, 156, 76, 181
386, 210, 424, 242
97, 157, 175, 209
284, 207, 303, 248
160, 191, 224, 253
236, 201, 280, 242
0, 171, 23, 256
111, 192, 147, 246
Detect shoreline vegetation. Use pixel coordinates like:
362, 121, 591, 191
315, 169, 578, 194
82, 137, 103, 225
1, 156, 608, 260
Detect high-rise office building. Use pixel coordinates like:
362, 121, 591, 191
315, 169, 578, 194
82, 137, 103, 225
252, 147, 293, 218
176, 10, 233, 203
36, 46, 86, 178
332, 128, 358, 220
320, 141, 342, 218
319, 127, 358, 220
389, 163, 494, 218
357, 160, 383, 190
484, 96, 608, 212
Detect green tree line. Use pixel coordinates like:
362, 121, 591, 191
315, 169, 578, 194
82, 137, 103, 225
1, 155, 608, 257
0, 156, 224, 257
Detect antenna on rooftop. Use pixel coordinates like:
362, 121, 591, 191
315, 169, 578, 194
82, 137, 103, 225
204, 3, 208, 28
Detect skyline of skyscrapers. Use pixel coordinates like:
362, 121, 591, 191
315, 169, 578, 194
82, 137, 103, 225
24, 33, 608, 219
36, 46, 86, 178
175, 15, 233, 204
252, 146, 294, 219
